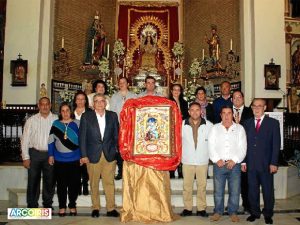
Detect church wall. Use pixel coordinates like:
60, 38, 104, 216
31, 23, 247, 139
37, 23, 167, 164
3, 0, 43, 104
251, 0, 286, 106
53, 0, 116, 83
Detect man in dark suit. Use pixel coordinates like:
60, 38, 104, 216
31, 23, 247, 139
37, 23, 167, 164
232, 90, 253, 213
242, 98, 280, 224
80, 93, 120, 218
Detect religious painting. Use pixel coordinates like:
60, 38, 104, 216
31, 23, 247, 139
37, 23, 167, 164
119, 96, 182, 171
264, 64, 280, 90
133, 106, 171, 155
10, 59, 28, 86
291, 38, 300, 85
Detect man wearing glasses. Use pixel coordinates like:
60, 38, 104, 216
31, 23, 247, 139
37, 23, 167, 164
79, 93, 120, 218
243, 98, 280, 224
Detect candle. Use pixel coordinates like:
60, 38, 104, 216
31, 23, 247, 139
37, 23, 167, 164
230, 39, 233, 51
184, 79, 187, 89
216, 44, 219, 60
202, 49, 205, 60
91, 39, 94, 56
61, 37, 64, 49
107, 44, 110, 59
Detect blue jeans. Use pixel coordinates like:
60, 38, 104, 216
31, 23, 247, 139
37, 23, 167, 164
213, 163, 241, 215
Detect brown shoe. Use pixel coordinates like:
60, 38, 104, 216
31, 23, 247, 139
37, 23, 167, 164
230, 214, 240, 222
210, 213, 221, 221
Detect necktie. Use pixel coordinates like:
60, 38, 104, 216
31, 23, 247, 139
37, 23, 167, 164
256, 118, 261, 132
234, 108, 240, 123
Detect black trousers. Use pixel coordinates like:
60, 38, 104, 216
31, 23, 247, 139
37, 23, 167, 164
115, 151, 123, 175
241, 171, 249, 210
27, 148, 54, 208
248, 170, 275, 218
80, 164, 89, 186
54, 160, 81, 209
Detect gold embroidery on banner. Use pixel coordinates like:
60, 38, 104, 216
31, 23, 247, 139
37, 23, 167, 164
119, 1, 179, 7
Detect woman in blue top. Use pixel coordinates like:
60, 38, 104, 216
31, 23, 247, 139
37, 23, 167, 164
48, 102, 81, 217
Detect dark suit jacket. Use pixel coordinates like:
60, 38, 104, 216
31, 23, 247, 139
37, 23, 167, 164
244, 116, 281, 172
206, 103, 215, 123
233, 106, 253, 126
79, 110, 119, 163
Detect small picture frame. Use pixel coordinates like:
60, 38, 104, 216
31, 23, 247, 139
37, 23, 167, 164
264, 64, 280, 90
10, 59, 28, 86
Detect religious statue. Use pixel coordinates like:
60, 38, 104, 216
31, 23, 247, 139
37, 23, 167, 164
84, 11, 107, 64
140, 34, 158, 71
205, 25, 221, 61
39, 83, 47, 98
292, 45, 300, 84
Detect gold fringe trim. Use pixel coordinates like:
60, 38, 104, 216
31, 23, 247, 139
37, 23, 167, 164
119, 1, 179, 7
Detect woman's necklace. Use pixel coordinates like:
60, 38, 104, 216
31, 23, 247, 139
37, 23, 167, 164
63, 122, 70, 140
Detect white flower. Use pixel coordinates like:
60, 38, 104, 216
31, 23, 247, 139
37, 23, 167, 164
98, 57, 110, 74
59, 89, 75, 103
113, 39, 125, 57
189, 58, 201, 77
172, 42, 184, 57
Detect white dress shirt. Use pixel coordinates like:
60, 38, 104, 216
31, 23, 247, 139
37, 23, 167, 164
74, 109, 85, 120
21, 112, 58, 160
96, 111, 106, 139
208, 122, 247, 163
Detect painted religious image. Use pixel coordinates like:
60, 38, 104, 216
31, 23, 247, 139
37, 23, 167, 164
134, 106, 171, 155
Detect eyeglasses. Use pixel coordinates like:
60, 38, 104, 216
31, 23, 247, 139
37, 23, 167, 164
251, 105, 264, 109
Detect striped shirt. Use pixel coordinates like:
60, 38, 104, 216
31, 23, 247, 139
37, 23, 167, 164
48, 120, 80, 162
21, 112, 58, 160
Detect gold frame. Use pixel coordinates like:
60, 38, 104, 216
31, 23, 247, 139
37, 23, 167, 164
133, 106, 172, 155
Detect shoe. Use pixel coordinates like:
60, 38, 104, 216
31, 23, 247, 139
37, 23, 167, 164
247, 214, 260, 222
69, 208, 77, 216
91, 209, 100, 218
115, 174, 122, 180
58, 208, 66, 217
196, 210, 208, 217
83, 185, 89, 195
106, 209, 120, 217
230, 214, 240, 222
180, 209, 193, 216
178, 173, 183, 178
210, 213, 221, 221
264, 217, 273, 224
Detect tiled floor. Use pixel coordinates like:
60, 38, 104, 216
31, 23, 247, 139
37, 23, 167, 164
0, 196, 299, 225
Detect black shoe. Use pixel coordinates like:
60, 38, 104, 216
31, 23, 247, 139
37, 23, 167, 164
58, 208, 66, 217
106, 209, 120, 217
91, 209, 100, 218
196, 210, 208, 217
247, 215, 260, 222
178, 173, 183, 178
180, 209, 193, 216
264, 217, 273, 224
115, 174, 122, 180
83, 185, 89, 195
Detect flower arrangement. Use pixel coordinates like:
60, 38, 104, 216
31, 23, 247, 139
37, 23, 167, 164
113, 39, 125, 57
172, 42, 184, 58
189, 58, 202, 78
106, 79, 117, 97
59, 87, 75, 103
184, 81, 197, 103
98, 57, 110, 74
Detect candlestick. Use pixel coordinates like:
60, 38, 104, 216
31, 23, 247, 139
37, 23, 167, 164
91, 39, 94, 57
107, 44, 110, 59
230, 39, 233, 51
216, 44, 219, 60
184, 79, 187, 89
62, 37, 64, 49
202, 49, 205, 60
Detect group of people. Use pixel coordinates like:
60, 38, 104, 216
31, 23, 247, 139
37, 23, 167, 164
21, 77, 280, 224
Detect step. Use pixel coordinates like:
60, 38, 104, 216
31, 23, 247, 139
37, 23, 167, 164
8, 186, 265, 208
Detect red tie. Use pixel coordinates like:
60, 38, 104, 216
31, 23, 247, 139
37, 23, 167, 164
256, 118, 261, 132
